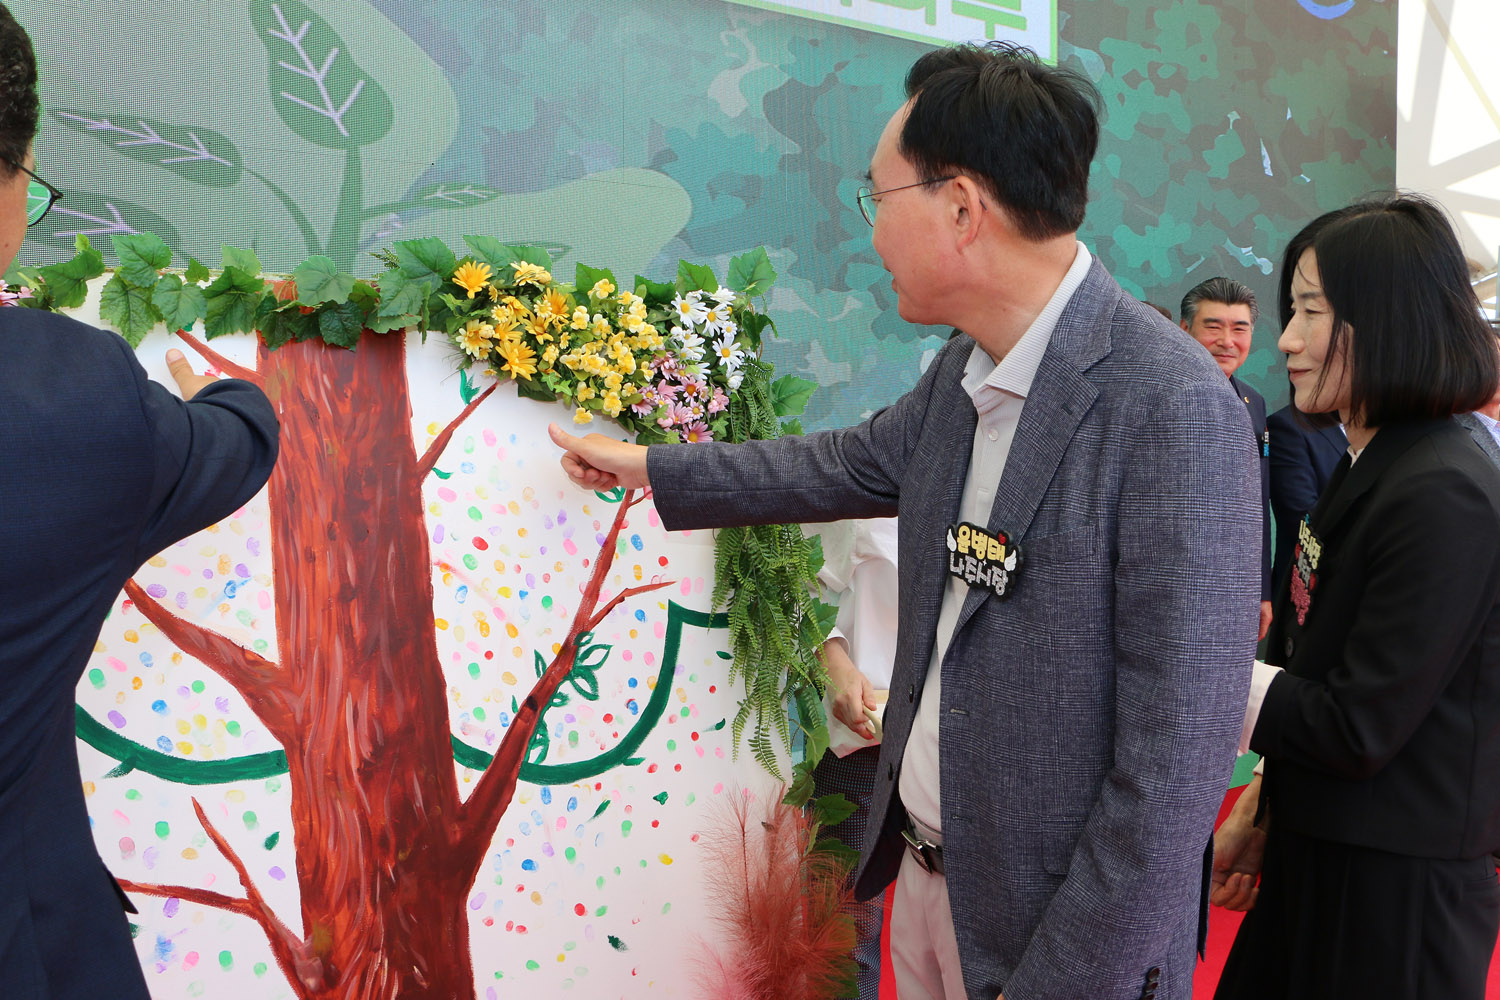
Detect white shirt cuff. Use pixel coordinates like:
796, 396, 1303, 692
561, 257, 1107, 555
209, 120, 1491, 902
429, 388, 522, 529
1240, 660, 1283, 755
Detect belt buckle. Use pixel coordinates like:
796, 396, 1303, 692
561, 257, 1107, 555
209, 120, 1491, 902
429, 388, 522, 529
901, 825, 941, 875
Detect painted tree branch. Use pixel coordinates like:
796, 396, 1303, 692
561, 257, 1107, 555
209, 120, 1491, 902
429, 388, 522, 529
121, 801, 324, 997
415, 380, 499, 479
192, 798, 325, 994
175, 327, 263, 385
123, 578, 294, 735
458, 488, 672, 855
584, 581, 674, 634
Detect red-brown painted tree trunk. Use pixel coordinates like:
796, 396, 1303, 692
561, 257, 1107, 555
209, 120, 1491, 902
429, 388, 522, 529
120, 326, 668, 999
258, 331, 480, 999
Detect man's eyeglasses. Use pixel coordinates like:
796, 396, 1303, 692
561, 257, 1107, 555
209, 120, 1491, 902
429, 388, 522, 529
8, 160, 62, 227
855, 176, 955, 227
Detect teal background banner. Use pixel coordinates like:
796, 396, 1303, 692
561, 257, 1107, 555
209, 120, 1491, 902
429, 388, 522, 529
15, 0, 1394, 422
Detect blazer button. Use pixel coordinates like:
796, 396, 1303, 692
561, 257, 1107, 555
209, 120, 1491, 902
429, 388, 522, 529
887, 763, 894, 780
1284, 637, 1295, 658
907, 684, 915, 702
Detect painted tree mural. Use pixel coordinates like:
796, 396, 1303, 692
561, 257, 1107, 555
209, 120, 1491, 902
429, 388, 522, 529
107, 327, 670, 999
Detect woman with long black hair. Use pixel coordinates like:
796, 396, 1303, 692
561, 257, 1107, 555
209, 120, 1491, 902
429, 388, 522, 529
1212, 194, 1500, 999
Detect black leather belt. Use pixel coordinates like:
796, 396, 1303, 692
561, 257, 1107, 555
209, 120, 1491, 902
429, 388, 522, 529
902, 819, 944, 875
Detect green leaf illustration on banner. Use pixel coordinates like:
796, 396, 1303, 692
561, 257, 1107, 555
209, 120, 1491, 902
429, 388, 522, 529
98, 274, 158, 348
250, 0, 394, 151
406, 182, 503, 212
52, 110, 243, 188
30, 193, 181, 263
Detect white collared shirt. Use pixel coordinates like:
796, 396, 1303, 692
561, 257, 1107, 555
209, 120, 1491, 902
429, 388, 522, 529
898, 240, 1094, 835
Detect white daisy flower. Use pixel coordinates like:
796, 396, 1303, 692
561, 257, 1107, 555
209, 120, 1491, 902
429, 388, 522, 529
670, 292, 708, 327
712, 334, 745, 370
727, 369, 745, 390
678, 331, 707, 362
708, 286, 737, 308
701, 303, 730, 337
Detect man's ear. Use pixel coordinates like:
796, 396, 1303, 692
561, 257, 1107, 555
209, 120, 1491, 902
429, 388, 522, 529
951, 176, 987, 250
1180, 319, 1191, 334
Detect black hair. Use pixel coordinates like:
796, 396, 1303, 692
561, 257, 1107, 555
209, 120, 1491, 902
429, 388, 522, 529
1286, 194, 1497, 426
901, 41, 1101, 242
1181, 276, 1259, 326
0, 4, 35, 176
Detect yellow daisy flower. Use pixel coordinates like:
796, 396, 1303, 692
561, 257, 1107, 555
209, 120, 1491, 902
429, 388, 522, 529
590, 278, 616, 301
576, 383, 597, 402
510, 261, 553, 287
452, 261, 493, 299
498, 339, 538, 381
573, 407, 593, 425
457, 323, 492, 359
602, 391, 623, 417
536, 289, 571, 327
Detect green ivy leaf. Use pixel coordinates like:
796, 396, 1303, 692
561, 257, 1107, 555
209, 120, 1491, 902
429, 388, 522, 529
770, 375, 818, 417
184, 257, 211, 284
394, 237, 457, 284
808, 836, 860, 871
292, 255, 356, 306
365, 312, 416, 334
461, 235, 524, 275
151, 273, 207, 332
811, 792, 858, 828
781, 767, 816, 808
676, 260, 718, 294
258, 305, 315, 350
375, 268, 430, 318
633, 275, 676, 304
98, 273, 159, 348
515, 377, 558, 403
111, 233, 172, 287
575, 263, 617, 297
203, 266, 266, 339
348, 279, 378, 309
780, 417, 804, 436
727, 247, 776, 298
221, 246, 262, 276
736, 310, 773, 352
317, 299, 364, 349
37, 235, 105, 310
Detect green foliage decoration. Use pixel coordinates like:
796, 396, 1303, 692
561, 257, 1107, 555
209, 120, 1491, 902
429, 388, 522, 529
8, 234, 833, 781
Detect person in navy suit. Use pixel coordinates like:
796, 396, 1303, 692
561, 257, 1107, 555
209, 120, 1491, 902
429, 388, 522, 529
1179, 277, 1273, 639
0, 6, 279, 996
1267, 404, 1346, 596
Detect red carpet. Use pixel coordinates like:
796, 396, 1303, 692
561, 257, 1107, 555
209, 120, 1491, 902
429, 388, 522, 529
874, 784, 1500, 997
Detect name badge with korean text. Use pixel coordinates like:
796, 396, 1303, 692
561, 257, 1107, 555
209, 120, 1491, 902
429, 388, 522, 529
945, 521, 1021, 598
1289, 516, 1322, 627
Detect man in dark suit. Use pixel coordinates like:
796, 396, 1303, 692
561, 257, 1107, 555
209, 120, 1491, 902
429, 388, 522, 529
0, 6, 279, 996
551, 41, 1260, 1000
1179, 277, 1273, 639
1267, 404, 1346, 596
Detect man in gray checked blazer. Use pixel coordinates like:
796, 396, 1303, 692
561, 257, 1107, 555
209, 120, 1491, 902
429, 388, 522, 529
551, 42, 1260, 1000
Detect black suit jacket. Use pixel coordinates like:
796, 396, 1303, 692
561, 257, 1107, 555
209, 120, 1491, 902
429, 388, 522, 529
1230, 376, 1271, 601
1253, 418, 1500, 859
1267, 405, 1346, 598
0, 309, 278, 998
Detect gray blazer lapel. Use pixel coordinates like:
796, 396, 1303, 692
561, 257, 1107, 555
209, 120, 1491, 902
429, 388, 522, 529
953, 261, 1115, 634
1458, 412, 1500, 470
904, 343, 981, 670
